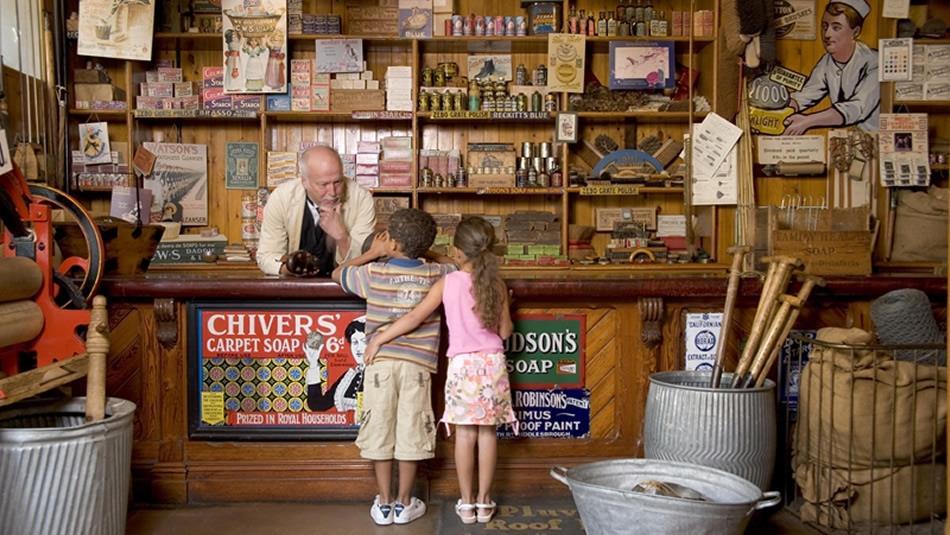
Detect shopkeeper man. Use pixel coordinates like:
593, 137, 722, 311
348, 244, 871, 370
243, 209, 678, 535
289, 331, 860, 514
257, 145, 376, 276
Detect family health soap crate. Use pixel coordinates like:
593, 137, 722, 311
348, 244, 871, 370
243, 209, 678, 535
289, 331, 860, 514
764, 206, 872, 276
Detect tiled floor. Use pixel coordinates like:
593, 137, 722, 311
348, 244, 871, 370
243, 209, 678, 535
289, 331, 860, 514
126, 501, 821, 534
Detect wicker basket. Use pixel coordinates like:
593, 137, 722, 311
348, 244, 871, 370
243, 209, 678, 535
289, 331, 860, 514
224, 9, 284, 38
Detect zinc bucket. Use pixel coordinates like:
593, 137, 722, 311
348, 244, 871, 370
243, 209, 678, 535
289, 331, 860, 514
643, 371, 776, 490
0, 397, 136, 535
551, 459, 780, 535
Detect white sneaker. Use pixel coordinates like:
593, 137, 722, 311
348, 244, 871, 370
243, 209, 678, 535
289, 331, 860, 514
393, 497, 427, 525
370, 495, 394, 526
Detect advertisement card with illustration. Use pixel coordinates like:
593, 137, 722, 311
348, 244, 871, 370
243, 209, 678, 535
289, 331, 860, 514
773, 0, 816, 40
609, 41, 675, 90
547, 34, 585, 93
0, 130, 13, 175
78, 122, 112, 165
398, 0, 433, 38
878, 113, 930, 187
684, 312, 722, 371
78, 0, 155, 61
190, 303, 367, 440
226, 142, 259, 189
467, 55, 513, 81
142, 142, 209, 225
222, 0, 288, 94
314, 39, 364, 73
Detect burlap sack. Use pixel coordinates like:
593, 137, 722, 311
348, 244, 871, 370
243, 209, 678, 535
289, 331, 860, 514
796, 461, 946, 529
794, 327, 947, 468
892, 187, 948, 262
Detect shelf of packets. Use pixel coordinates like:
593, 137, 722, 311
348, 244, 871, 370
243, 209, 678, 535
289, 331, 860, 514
135, 66, 260, 117
431, 211, 565, 264
266, 63, 411, 113
70, 149, 134, 191
267, 136, 412, 190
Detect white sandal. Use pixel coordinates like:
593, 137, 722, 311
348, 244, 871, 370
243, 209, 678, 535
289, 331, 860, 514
475, 500, 496, 523
455, 499, 476, 524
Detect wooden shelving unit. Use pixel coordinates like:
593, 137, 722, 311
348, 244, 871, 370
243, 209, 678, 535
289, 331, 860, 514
65, 0, 723, 263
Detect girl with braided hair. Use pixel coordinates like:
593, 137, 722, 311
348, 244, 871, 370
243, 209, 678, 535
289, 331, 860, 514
365, 216, 516, 525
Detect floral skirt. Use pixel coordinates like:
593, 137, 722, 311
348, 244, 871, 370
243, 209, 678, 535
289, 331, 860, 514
442, 351, 517, 430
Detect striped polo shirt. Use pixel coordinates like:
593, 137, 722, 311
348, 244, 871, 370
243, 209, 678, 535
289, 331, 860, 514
341, 258, 454, 373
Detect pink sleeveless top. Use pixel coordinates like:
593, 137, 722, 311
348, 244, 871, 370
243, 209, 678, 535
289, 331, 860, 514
443, 271, 504, 357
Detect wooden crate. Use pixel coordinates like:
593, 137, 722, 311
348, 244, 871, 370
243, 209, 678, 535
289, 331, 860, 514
330, 89, 386, 113
770, 208, 872, 275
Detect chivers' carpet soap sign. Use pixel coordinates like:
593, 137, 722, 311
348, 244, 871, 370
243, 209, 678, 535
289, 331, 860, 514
504, 314, 586, 389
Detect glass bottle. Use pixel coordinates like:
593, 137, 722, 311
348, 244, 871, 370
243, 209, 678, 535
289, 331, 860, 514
634, 0, 644, 23
586, 13, 596, 36
615, 0, 626, 22
625, 1, 636, 22
515, 165, 528, 188
620, 19, 630, 36
644, 0, 654, 24
568, 7, 578, 33
607, 14, 618, 36
527, 166, 538, 187
468, 80, 480, 111
597, 11, 607, 36
516, 63, 528, 85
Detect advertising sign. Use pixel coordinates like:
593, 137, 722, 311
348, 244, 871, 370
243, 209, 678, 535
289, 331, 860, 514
504, 314, 586, 389
499, 389, 590, 439
684, 312, 722, 371
189, 302, 367, 440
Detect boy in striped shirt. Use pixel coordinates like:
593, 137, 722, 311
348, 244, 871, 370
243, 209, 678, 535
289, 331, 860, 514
332, 208, 454, 526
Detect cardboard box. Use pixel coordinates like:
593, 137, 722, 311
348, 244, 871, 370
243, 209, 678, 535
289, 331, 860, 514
331, 89, 385, 112
311, 86, 330, 111
74, 69, 110, 83
174, 81, 195, 97
75, 83, 124, 102
379, 173, 412, 187
267, 94, 292, 111
157, 67, 183, 83
143, 82, 174, 97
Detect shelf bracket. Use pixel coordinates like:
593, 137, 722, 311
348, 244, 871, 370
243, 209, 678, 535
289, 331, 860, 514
638, 297, 664, 349
154, 298, 177, 348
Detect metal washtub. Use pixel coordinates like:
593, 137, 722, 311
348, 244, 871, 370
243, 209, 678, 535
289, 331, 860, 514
0, 397, 135, 535
551, 459, 780, 535
644, 371, 777, 490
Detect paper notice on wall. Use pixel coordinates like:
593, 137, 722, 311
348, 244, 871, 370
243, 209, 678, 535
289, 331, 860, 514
691, 113, 743, 179
881, 0, 910, 19
879, 113, 930, 187
879, 38, 914, 82
684, 312, 722, 372
756, 135, 826, 164
692, 144, 737, 206
656, 215, 687, 237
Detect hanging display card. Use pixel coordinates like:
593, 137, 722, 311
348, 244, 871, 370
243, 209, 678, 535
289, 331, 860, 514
547, 34, 586, 93
878, 113, 930, 187
222, 0, 288, 93
78, 0, 155, 61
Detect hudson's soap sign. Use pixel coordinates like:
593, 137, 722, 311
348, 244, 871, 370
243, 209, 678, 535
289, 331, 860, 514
505, 313, 586, 389
189, 302, 367, 440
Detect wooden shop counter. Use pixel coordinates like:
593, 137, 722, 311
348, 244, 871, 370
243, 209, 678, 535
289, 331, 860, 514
99, 270, 946, 504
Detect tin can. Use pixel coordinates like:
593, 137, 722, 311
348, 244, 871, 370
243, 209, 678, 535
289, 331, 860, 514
484, 16, 494, 36
434, 67, 446, 86
452, 15, 463, 36
544, 93, 558, 112
444, 18, 452, 36
494, 16, 505, 35
475, 16, 485, 36
417, 91, 429, 111
241, 193, 257, 218
241, 220, 259, 240
533, 64, 547, 87
521, 142, 534, 158
441, 91, 453, 111
422, 67, 433, 87
515, 63, 528, 85
505, 16, 515, 36
465, 13, 475, 36
517, 93, 527, 111
429, 91, 442, 111
453, 91, 464, 111
515, 16, 527, 36
530, 90, 542, 112
539, 142, 553, 158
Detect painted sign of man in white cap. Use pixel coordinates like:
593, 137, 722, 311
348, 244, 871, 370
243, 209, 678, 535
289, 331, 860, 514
784, 0, 879, 135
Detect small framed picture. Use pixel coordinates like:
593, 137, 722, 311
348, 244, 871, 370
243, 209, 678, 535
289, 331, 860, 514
609, 41, 676, 90
556, 112, 578, 144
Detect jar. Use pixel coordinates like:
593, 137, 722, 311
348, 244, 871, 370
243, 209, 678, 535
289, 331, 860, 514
526, 1, 562, 35
417, 91, 429, 111
534, 64, 547, 87
422, 67, 433, 87
429, 91, 442, 111
516, 63, 529, 85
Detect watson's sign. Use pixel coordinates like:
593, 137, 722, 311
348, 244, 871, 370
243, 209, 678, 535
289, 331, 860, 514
505, 313, 586, 389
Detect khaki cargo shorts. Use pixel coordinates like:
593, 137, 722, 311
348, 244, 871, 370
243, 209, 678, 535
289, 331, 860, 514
356, 359, 436, 461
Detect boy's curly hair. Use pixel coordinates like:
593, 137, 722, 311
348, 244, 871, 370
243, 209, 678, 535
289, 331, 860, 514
387, 208, 436, 258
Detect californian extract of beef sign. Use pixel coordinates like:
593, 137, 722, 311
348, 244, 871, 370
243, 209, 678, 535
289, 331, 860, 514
499, 389, 591, 439
504, 313, 586, 389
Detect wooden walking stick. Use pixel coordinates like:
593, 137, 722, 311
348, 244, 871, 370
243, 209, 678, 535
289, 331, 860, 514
753, 274, 825, 388
731, 256, 800, 387
710, 245, 750, 388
